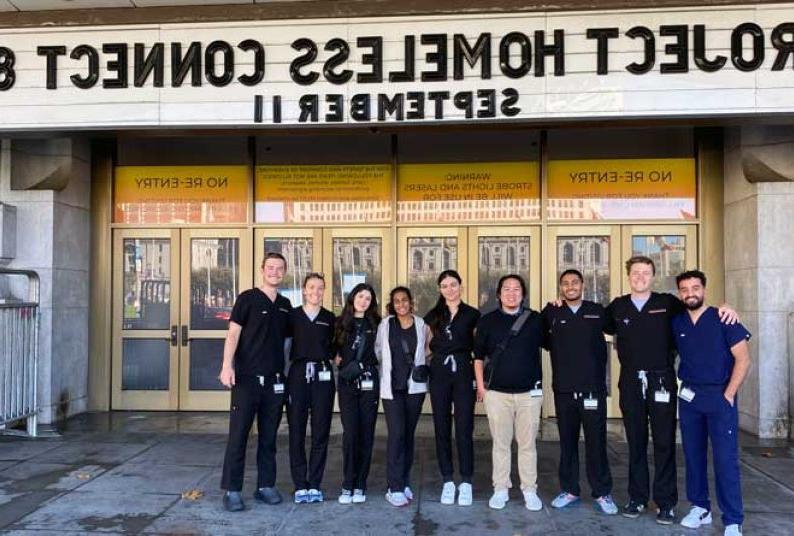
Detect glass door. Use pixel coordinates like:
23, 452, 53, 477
179, 229, 252, 410
112, 229, 180, 410
544, 226, 622, 417
255, 228, 323, 307
622, 225, 698, 295
323, 228, 393, 315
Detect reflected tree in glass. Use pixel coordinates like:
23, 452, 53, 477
122, 238, 171, 330
190, 238, 239, 330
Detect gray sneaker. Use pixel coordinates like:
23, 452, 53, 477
254, 487, 283, 505
595, 495, 618, 515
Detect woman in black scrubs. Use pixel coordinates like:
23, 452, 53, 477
375, 286, 430, 507
334, 283, 381, 505
424, 270, 481, 506
286, 273, 336, 504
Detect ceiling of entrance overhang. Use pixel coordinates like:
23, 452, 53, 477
0, 0, 273, 11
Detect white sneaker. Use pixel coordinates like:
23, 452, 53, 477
457, 483, 473, 506
594, 495, 618, 515
352, 489, 366, 504
385, 490, 409, 507
489, 489, 509, 510
523, 490, 543, 511
338, 489, 353, 505
681, 505, 712, 528
724, 524, 742, 536
440, 481, 456, 505
404, 486, 413, 501
551, 492, 580, 509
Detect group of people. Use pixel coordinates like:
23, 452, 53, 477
218, 251, 751, 536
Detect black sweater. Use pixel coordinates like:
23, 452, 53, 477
474, 307, 543, 393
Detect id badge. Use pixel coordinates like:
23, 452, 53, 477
654, 390, 671, 404
360, 379, 374, 391
472, 380, 478, 391
529, 388, 543, 398
583, 397, 598, 410
273, 382, 285, 394
679, 386, 695, 402
318, 370, 332, 382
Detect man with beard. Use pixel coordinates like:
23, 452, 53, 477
672, 270, 751, 536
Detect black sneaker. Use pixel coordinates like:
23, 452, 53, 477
223, 491, 245, 512
656, 506, 676, 525
254, 486, 283, 505
621, 500, 646, 518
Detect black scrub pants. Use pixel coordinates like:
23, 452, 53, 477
429, 357, 475, 483
287, 362, 335, 491
382, 390, 426, 492
221, 375, 284, 491
619, 370, 678, 509
338, 372, 380, 491
554, 391, 612, 498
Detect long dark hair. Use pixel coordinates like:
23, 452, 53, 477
427, 270, 462, 335
335, 283, 381, 348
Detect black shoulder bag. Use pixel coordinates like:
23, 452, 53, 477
338, 322, 368, 382
485, 309, 532, 389
397, 323, 429, 383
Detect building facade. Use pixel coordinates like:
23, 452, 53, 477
0, 0, 792, 438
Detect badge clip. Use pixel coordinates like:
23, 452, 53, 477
529, 381, 543, 398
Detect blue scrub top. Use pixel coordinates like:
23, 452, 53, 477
672, 306, 751, 386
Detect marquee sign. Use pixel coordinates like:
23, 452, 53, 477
0, 5, 793, 129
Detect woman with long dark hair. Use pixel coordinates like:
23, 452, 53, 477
375, 286, 430, 507
334, 283, 381, 505
424, 270, 481, 506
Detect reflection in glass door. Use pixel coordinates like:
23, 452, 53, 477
624, 225, 697, 295
323, 228, 392, 315
546, 227, 621, 418
180, 229, 251, 410
255, 229, 322, 307
397, 228, 467, 316
112, 229, 180, 410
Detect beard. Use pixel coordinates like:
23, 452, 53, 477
684, 297, 704, 310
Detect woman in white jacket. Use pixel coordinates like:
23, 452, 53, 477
375, 286, 430, 507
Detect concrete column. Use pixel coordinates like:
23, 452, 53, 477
724, 126, 794, 439
0, 138, 91, 424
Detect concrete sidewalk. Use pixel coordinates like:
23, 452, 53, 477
0, 412, 792, 535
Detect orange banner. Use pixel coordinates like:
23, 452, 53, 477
114, 165, 249, 224
398, 161, 539, 202
547, 158, 696, 199
256, 164, 392, 202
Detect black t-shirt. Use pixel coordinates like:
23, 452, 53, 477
229, 288, 292, 379
425, 302, 480, 359
337, 317, 378, 370
541, 301, 608, 393
474, 307, 543, 393
289, 306, 336, 363
389, 318, 417, 392
605, 292, 684, 380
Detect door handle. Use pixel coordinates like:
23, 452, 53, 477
170, 325, 178, 347
181, 325, 189, 346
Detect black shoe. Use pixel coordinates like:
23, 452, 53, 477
223, 491, 245, 512
656, 507, 676, 525
621, 500, 646, 518
254, 487, 283, 505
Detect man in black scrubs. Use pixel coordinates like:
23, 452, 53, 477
219, 252, 292, 511
606, 256, 737, 524
542, 269, 616, 515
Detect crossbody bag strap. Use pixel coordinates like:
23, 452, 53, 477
487, 309, 532, 386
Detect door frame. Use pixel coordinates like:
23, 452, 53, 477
111, 228, 180, 410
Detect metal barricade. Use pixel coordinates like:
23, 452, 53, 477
0, 269, 39, 437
